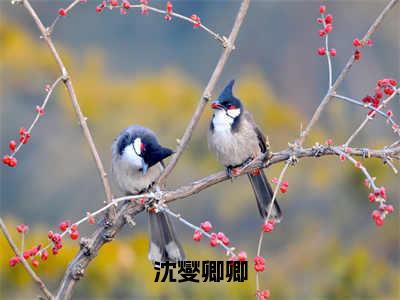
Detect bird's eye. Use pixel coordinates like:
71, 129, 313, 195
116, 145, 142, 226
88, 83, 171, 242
227, 104, 237, 110
140, 143, 145, 152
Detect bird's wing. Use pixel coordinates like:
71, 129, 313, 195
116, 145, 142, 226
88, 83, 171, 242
243, 110, 267, 153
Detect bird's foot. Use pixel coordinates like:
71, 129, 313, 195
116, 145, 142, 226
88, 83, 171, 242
226, 166, 241, 179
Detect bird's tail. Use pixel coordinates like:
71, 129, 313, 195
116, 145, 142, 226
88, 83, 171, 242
247, 169, 282, 222
148, 210, 185, 265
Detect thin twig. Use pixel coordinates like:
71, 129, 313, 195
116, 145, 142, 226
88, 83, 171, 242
344, 91, 399, 146
255, 161, 290, 294
0, 217, 54, 300
9, 76, 63, 158
157, 0, 251, 185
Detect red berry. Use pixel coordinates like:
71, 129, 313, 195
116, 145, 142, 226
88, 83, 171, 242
165, 15, 171, 21
255, 264, 265, 272
318, 47, 326, 56
329, 48, 337, 57
58, 8, 67, 16
59, 222, 68, 232
354, 49, 361, 60
123, 1, 131, 9
70, 224, 78, 232
8, 157, 17, 168
3, 155, 11, 165
36, 106, 45, 116
384, 87, 394, 95
366, 39, 373, 46
9, 140, 17, 151
238, 251, 247, 261
47, 230, 54, 239
95, 6, 102, 12
166, 1, 173, 14
222, 236, 230, 246
387, 110, 393, 117
325, 14, 333, 24
353, 38, 362, 47
52, 247, 58, 255
110, 0, 118, 6
263, 221, 274, 233
379, 187, 387, 199
55, 242, 63, 250
389, 79, 397, 86
41, 250, 48, 261
23, 250, 31, 259
193, 230, 202, 242
262, 290, 271, 299
70, 231, 79, 240
317, 18, 323, 24
325, 138, 333, 146
210, 238, 218, 247
280, 185, 287, 193
368, 193, 376, 202
339, 154, 345, 161
200, 221, 212, 232
375, 217, 384, 227
217, 232, 225, 240
16, 224, 28, 233
87, 212, 95, 224
319, 29, 325, 37
371, 210, 380, 220
319, 5, 326, 14
385, 205, 394, 213
324, 24, 333, 33
9, 256, 20, 267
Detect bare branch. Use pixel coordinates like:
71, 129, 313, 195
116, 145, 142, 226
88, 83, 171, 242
0, 217, 54, 300
157, 0, 251, 185
22, 0, 114, 215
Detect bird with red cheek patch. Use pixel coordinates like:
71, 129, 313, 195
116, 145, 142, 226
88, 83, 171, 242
208, 80, 282, 222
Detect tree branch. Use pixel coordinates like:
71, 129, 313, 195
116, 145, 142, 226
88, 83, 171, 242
157, 0, 251, 185
22, 0, 114, 216
0, 217, 54, 300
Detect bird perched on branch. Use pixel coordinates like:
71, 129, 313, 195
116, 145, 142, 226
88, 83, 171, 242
208, 80, 282, 221
112, 125, 185, 264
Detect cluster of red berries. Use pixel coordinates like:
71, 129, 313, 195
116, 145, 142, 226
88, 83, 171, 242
48, 231, 63, 255
59, 220, 80, 240
256, 289, 270, 300
361, 78, 397, 118
9, 224, 47, 268
254, 255, 265, 272
316, 5, 336, 57
263, 219, 275, 233
271, 177, 289, 194
190, 14, 201, 28
368, 186, 394, 226
352, 38, 373, 61
193, 221, 230, 247
227, 251, 248, 266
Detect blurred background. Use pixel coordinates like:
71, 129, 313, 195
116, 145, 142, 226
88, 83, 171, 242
1, 0, 399, 299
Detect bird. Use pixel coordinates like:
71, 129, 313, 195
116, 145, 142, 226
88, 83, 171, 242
207, 80, 282, 221
111, 125, 185, 264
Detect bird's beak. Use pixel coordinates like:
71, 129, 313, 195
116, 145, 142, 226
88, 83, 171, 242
211, 100, 223, 110
141, 159, 148, 175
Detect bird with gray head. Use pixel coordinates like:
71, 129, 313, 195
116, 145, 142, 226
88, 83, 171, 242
111, 125, 185, 264
208, 80, 282, 221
